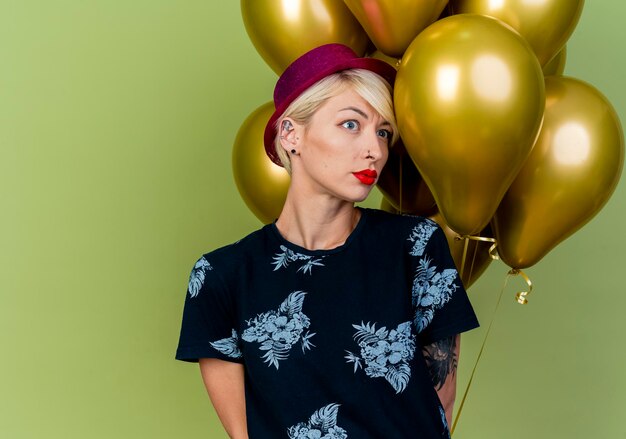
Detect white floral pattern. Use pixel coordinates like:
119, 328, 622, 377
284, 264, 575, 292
242, 291, 315, 369
345, 321, 416, 394
187, 256, 212, 298
439, 405, 451, 438
271, 245, 325, 274
407, 220, 438, 257
412, 256, 458, 332
210, 328, 242, 359
288, 403, 348, 439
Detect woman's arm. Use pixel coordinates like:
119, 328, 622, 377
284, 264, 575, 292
199, 358, 248, 439
421, 333, 461, 427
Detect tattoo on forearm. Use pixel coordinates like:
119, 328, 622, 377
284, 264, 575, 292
422, 336, 457, 390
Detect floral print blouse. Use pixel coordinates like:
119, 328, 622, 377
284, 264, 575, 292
176, 208, 479, 438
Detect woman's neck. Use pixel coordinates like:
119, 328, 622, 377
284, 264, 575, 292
275, 193, 361, 251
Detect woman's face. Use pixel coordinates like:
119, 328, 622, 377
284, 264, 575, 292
285, 86, 393, 203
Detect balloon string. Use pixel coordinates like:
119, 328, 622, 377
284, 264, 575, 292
459, 235, 470, 283
451, 268, 535, 435
466, 238, 480, 287
458, 235, 500, 261
507, 268, 533, 305
455, 235, 499, 286
451, 268, 508, 436
399, 151, 404, 214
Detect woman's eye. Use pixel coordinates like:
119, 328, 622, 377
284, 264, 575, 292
341, 120, 359, 130
377, 129, 392, 140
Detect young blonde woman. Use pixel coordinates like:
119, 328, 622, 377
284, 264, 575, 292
176, 44, 479, 439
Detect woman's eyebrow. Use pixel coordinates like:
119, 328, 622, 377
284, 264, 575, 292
339, 107, 392, 127
339, 106, 369, 119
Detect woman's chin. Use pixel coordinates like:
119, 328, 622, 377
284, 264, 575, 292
344, 186, 375, 203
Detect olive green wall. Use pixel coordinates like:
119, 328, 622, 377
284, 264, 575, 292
2, 1, 624, 438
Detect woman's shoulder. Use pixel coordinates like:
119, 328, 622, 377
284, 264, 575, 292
192, 224, 270, 270
362, 208, 443, 251
363, 207, 439, 231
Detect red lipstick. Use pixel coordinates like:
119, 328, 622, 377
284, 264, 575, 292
353, 169, 378, 185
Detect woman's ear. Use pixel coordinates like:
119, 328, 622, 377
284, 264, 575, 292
278, 117, 298, 152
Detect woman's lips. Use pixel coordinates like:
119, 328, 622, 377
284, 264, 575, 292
353, 169, 378, 185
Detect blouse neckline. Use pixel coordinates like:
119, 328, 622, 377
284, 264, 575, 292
267, 207, 368, 257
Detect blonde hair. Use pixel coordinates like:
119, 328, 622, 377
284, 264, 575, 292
273, 69, 398, 175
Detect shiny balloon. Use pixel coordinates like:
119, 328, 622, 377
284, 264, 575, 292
450, 0, 584, 66
377, 141, 437, 215
368, 50, 401, 70
241, 0, 370, 75
232, 102, 290, 223
543, 46, 567, 77
395, 14, 545, 236
343, 0, 447, 57
438, 3, 454, 20
493, 76, 624, 269
429, 212, 493, 288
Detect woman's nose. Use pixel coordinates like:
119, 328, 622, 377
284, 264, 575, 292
364, 130, 385, 160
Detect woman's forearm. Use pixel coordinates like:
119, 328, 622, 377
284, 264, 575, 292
199, 358, 248, 439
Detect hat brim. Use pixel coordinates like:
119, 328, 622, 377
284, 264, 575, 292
264, 58, 397, 167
